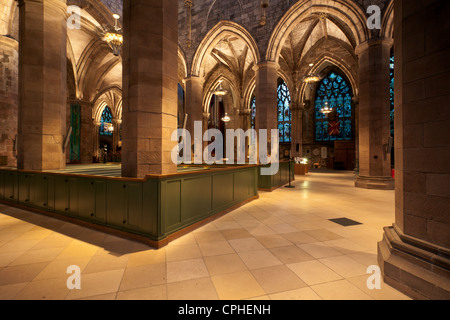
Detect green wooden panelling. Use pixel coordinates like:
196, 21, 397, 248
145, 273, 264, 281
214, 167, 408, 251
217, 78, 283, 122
163, 180, 182, 231
213, 172, 234, 210
0, 166, 259, 243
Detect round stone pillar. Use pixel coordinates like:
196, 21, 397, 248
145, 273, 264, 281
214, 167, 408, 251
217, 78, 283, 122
355, 39, 394, 190
17, 0, 68, 171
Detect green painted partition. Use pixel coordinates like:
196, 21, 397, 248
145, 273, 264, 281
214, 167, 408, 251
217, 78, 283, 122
258, 161, 295, 191
0, 165, 259, 245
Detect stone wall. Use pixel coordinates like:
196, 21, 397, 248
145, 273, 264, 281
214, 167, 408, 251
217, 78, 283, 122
0, 36, 18, 167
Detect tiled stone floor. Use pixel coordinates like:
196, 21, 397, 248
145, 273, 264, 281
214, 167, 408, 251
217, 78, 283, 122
0, 171, 411, 300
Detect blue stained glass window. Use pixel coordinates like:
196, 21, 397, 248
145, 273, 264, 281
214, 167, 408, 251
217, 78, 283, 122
315, 72, 352, 141
100, 106, 113, 136
390, 55, 395, 137
277, 79, 291, 143
250, 96, 256, 129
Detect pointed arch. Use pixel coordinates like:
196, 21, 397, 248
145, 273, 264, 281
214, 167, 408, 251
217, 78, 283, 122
191, 21, 260, 77
266, 0, 369, 63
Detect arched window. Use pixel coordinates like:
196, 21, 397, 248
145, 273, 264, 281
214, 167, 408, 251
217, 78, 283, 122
99, 106, 113, 136
277, 79, 291, 143
390, 54, 394, 137
250, 95, 256, 129
314, 72, 352, 141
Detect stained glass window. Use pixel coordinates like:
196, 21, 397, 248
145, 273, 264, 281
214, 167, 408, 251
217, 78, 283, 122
315, 72, 352, 141
277, 79, 291, 143
99, 106, 113, 136
390, 55, 394, 137
250, 96, 256, 129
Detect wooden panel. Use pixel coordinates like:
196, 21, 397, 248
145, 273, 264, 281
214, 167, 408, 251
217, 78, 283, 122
163, 180, 181, 229
126, 182, 142, 231
106, 180, 126, 228
181, 176, 212, 222
213, 172, 234, 209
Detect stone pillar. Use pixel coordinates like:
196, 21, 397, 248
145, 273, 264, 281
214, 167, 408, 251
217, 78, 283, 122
77, 100, 94, 164
121, 0, 178, 178
378, 0, 450, 300
355, 39, 394, 189
254, 61, 279, 133
93, 121, 101, 161
353, 96, 359, 174
290, 101, 303, 158
202, 112, 209, 151
17, 0, 67, 171
184, 75, 204, 152
0, 35, 19, 167
112, 118, 122, 155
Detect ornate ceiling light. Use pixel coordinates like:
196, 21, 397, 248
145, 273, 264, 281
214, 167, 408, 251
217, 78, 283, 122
221, 113, 231, 123
213, 79, 228, 96
320, 101, 332, 115
103, 14, 123, 56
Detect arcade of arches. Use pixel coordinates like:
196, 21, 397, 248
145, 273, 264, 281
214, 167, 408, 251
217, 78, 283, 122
0, 0, 448, 300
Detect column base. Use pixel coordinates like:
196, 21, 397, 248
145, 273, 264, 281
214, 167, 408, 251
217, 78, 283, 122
355, 176, 394, 190
378, 224, 450, 300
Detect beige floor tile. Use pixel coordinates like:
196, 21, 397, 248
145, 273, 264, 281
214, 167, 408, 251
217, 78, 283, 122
228, 238, 265, 252
166, 258, 209, 283
318, 255, 368, 278
0, 239, 41, 253
165, 244, 202, 262
117, 284, 167, 300
214, 220, 242, 230
304, 229, 344, 241
55, 244, 99, 260
204, 253, 248, 276
254, 234, 292, 248
298, 242, 343, 259
167, 277, 219, 300
0, 282, 28, 300
66, 269, 125, 300
311, 279, 374, 300
281, 231, 318, 245
14, 277, 70, 300
167, 233, 197, 247
126, 248, 166, 267
198, 240, 235, 257
34, 257, 91, 281
193, 231, 226, 243
0, 262, 49, 286
82, 253, 129, 274
9, 247, 65, 266
268, 224, 299, 234
269, 245, 315, 264
0, 251, 25, 267
238, 249, 282, 270
250, 265, 307, 294
246, 225, 277, 236
220, 228, 253, 240
323, 239, 371, 255
269, 287, 322, 300
119, 263, 166, 291
79, 293, 118, 300
211, 271, 265, 300
287, 260, 342, 286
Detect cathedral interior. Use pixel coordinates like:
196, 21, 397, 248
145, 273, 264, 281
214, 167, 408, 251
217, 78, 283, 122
0, 0, 448, 301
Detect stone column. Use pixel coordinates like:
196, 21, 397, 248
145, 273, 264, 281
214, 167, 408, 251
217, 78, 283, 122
112, 118, 122, 155
254, 61, 279, 133
378, 0, 450, 300
353, 96, 359, 174
355, 39, 394, 189
17, 0, 67, 171
0, 35, 19, 167
77, 100, 95, 164
93, 121, 101, 161
184, 75, 204, 155
121, 0, 178, 178
290, 101, 303, 158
